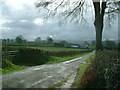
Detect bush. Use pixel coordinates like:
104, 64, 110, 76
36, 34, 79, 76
2, 59, 13, 69
103, 51, 120, 88
2, 59, 26, 74
80, 50, 120, 88
13, 48, 51, 65
2, 46, 24, 51
103, 40, 117, 50
54, 43, 65, 47
2, 46, 15, 51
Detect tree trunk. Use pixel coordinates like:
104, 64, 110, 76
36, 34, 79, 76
94, 14, 104, 51
93, 2, 106, 51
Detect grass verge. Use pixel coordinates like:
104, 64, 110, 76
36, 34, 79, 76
1, 59, 27, 75
46, 52, 92, 64
71, 55, 95, 88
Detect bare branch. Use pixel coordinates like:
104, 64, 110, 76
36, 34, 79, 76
35, 0, 119, 25
105, 8, 120, 14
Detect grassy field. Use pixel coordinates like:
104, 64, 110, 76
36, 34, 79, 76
31, 47, 86, 51
2, 46, 89, 52
46, 52, 92, 64
2, 42, 54, 47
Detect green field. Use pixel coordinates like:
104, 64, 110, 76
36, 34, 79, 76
3, 46, 90, 52
2, 42, 54, 46
46, 52, 92, 64
31, 47, 87, 51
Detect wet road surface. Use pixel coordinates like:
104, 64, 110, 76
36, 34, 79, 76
1, 52, 94, 88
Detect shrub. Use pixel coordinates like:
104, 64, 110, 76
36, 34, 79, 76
2, 59, 13, 69
54, 43, 65, 47
13, 48, 51, 65
80, 50, 120, 88
2, 59, 26, 74
2, 46, 15, 51
2, 46, 24, 51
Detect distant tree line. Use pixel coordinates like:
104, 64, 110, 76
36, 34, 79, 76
2, 35, 118, 49
2, 38, 15, 43
2, 35, 54, 44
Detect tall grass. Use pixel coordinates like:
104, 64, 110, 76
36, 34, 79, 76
2, 59, 26, 74
71, 55, 95, 88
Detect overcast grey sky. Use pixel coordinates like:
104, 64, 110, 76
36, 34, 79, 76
0, 0, 118, 41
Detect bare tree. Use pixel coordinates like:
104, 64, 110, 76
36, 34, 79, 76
35, 0, 119, 51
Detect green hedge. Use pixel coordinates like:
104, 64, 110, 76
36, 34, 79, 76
2, 46, 26, 51
81, 50, 120, 88
13, 48, 51, 65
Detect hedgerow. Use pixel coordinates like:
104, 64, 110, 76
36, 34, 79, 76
80, 50, 120, 88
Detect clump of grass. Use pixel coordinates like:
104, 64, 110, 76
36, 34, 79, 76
84, 55, 94, 63
48, 74, 71, 88
2, 59, 26, 74
79, 60, 97, 88
0, 70, 2, 75
71, 55, 95, 88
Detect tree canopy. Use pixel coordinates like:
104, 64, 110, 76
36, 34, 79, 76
15, 35, 24, 45
35, 0, 119, 22
35, 0, 119, 51
47, 37, 53, 43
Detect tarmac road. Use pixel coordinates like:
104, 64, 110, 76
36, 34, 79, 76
1, 52, 94, 88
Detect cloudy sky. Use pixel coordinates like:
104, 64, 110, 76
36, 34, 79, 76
0, 0, 118, 41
